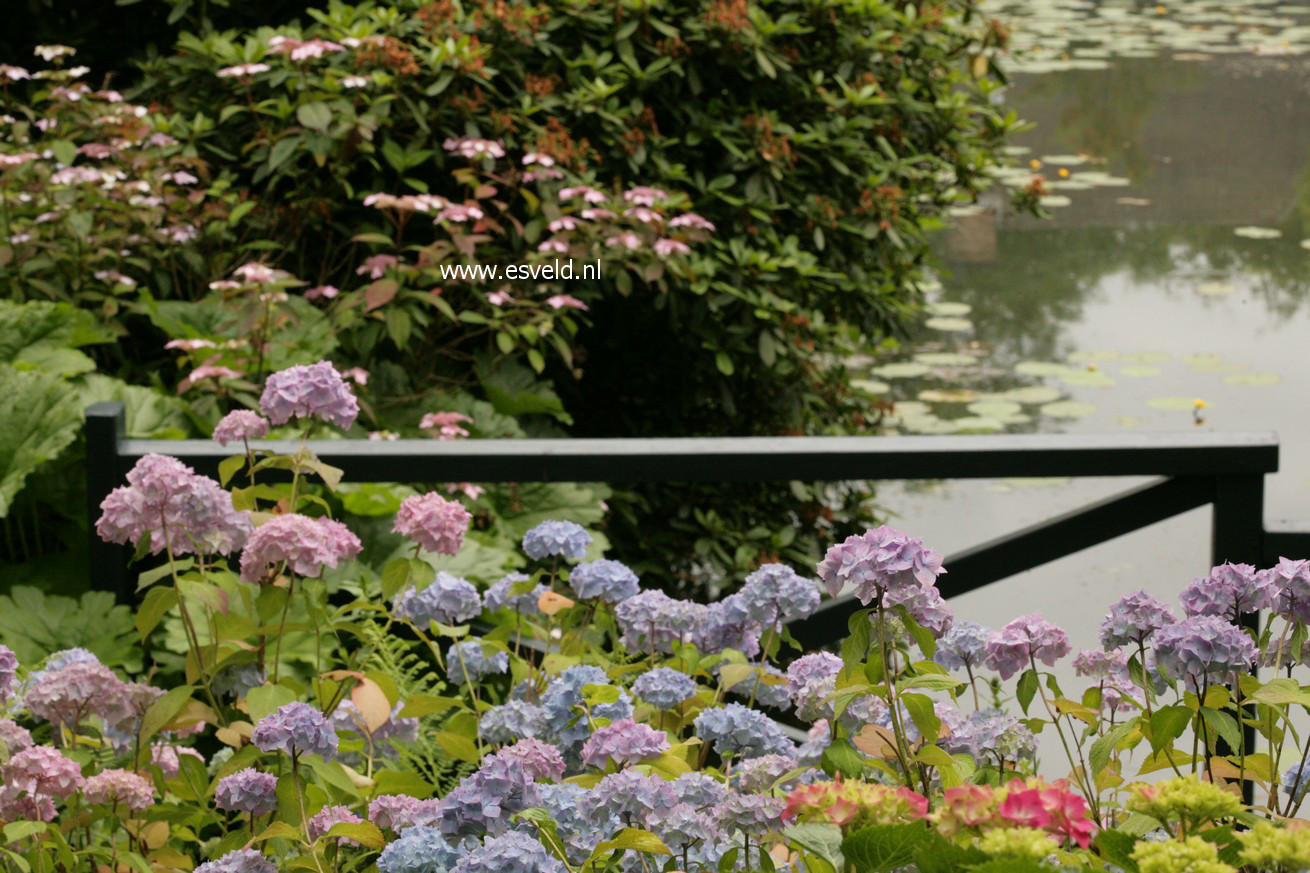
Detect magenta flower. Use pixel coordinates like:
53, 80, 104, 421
654, 239, 691, 257
495, 738, 566, 781
356, 254, 398, 279
305, 284, 340, 300
213, 410, 270, 447
394, 492, 470, 556
984, 613, 1071, 679
83, 769, 153, 810
151, 745, 205, 777
239, 514, 362, 582
259, 361, 359, 430
0, 718, 33, 755
669, 213, 716, 231
623, 186, 669, 206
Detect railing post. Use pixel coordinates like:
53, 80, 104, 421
1213, 474, 1266, 805
85, 402, 130, 602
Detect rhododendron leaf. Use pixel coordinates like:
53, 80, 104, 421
1016, 668, 1038, 715
842, 824, 932, 873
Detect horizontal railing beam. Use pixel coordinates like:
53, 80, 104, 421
1264, 520, 1310, 566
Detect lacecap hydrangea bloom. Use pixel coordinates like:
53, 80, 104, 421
1152, 615, 1256, 690
1100, 590, 1176, 649
251, 701, 338, 760
479, 700, 548, 745
215, 767, 278, 816
97, 454, 252, 557
521, 520, 591, 561
259, 361, 359, 430
378, 826, 468, 873
1270, 557, 1310, 624
631, 666, 698, 709
239, 513, 361, 583
483, 573, 546, 614
393, 492, 470, 556
194, 848, 277, 873
83, 768, 153, 810
816, 526, 945, 604
934, 621, 991, 672
694, 703, 794, 759
580, 719, 669, 768
446, 639, 510, 685
393, 573, 482, 626
984, 613, 1071, 679
568, 559, 640, 602
212, 410, 270, 446
1179, 562, 1273, 619
0, 644, 17, 704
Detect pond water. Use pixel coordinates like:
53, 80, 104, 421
870, 0, 1310, 765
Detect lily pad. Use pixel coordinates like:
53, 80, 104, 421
850, 379, 891, 395
1234, 226, 1282, 239
967, 400, 1023, 417
1015, 361, 1074, 378
1147, 396, 1203, 411
1183, 354, 1248, 373
872, 362, 931, 379
899, 415, 956, 435
1040, 195, 1073, 208
1196, 282, 1236, 296
1040, 400, 1098, 419
951, 416, 1005, 434
913, 352, 979, 367
1222, 372, 1280, 386
1003, 386, 1064, 405
888, 401, 932, 418
1300, 239, 1310, 251
1040, 154, 1089, 165
924, 302, 972, 317
1061, 370, 1116, 387
1122, 351, 1172, 364
1119, 365, 1162, 377
924, 317, 974, 332
918, 389, 981, 404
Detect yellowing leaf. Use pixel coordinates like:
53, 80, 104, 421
538, 591, 576, 616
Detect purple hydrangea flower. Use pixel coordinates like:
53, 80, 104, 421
984, 613, 1071, 679
195, 849, 277, 873
212, 410, 270, 446
885, 581, 954, 637
1268, 558, 1310, 624
785, 652, 843, 697
0, 644, 17, 704
82, 768, 153, 810
699, 600, 762, 658
651, 803, 713, 852
535, 782, 604, 864
24, 661, 131, 730
239, 513, 361, 583
306, 804, 364, 844
541, 665, 633, 747
521, 521, 591, 561
483, 573, 546, 615
494, 738, 566, 781
580, 719, 669, 769
0, 718, 33, 755
731, 754, 800, 793
394, 492, 470, 556
616, 590, 708, 655
816, 526, 945, 604
569, 559, 640, 602
2, 746, 84, 798
791, 676, 839, 723
1100, 590, 1176, 650
934, 621, 991, 672
458, 830, 567, 873
96, 454, 252, 557
370, 795, 442, 832
1072, 649, 1128, 681
942, 710, 1036, 764
393, 572, 483, 626
378, 826, 467, 873
259, 361, 359, 430
671, 772, 730, 810
437, 754, 538, 837
1180, 562, 1274, 619
1283, 760, 1310, 804
694, 703, 794, 759
726, 663, 791, 711
215, 768, 278, 816
713, 792, 784, 834
446, 639, 509, 686
632, 667, 697, 710
581, 770, 679, 827
722, 564, 822, 627
251, 701, 338, 760
1153, 615, 1256, 690
479, 701, 548, 745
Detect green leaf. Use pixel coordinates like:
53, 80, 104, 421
381, 558, 412, 600
1089, 719, 1138, 775
136, 587, 178, 641
139, 686, 195, 745
246, 683, 298, 720
821, 737, 864, 779
715, 351, 734, 375
892, 605, 936, 659
0, 366, 81, 517
1150, 705, 1194, 756
218, 454, 246, 487
1249, 677, 1310, 708
323, 821, 384, 849
373, 769, 436, 799
475, 355, 572, 424
3, 822, 46, 842
785, 823, 844, 871
593, 828, 671, 857
435, 730, 480, 762
1016, 668, 1038, 715
0, 586, 138, 670
842, 824, 932, 873
296, 101, 333, 131
899, 674, 963, 692
900, 693, 940, 743
268, 136, 301, 172
1095, 830, 1140, 873
254, 821, 305, 843
1200, 706, 1241, 752
76, 374, 189, 438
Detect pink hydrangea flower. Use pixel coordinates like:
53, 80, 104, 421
259, 361, 360, 430
393, 492, 471, 556
150, 744, 206, 777
623, 186, 668, 206
669, 213, 715, 231
545, 294, 587, 311
442, 137, 505, 159
560, 185, 606, 204
24, 662, 132, 730
605, 232, 642, 250
83, 769, 153, 810
3, 746, 84, 799
213, 410, 270, 446
538, 239, 569, 254
580, 719, 669, 769
438, 204, 484, 223
419, 411, 471, 440
239, 514, 362, 582
654, 239, 691, 256
340, 367, 369, 386
216, 63, 270, 79
357, 254, 398, 279
581, 208, 617, 220
548, 217, 579, 232
624, 207, 663, 224
305, 284, 340, 300
0, 718, 33, 755
984, 613, 1071, 680
0, 787, 55, 822
183, 365, 243, 390
306, 804, 364, 844
0, 645, 16, 705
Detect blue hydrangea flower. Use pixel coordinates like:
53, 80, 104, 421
941, 710, 1036, 764
446, 639, 510, 686
713, 792, 784, 834
699, 601, 762, 658
1282, 761, 1310, 804
484, 573, 546, 615
693, 704, 794, 759
251, 702, 338, 760
569, 560, 640, 602
785, 653, 843, 697
456, 830, 566, 873
1153, 615, 1256, 691
631, 667, 697, 710
731, 754, 800, 794
195, 849, 277, 873
650, 803, 713, 852
437, 755, 539, 837
479, 701, 548, 745
671, 772, 729, 810
537, 782, 610, 865
541, 665, 632, 747
581, 770, 678, 827
394, 573, 483, 626
934, 621, 992, 672
721, 564, 822, 627
725, 663, 790, 711
522, 521, 591, 562
616, 590, 709, 655
378, 826, 469, 873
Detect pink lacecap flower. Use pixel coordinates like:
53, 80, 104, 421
442, 137, 506, 159
340, 367, 369, 386
605, 232, 642, 250
654, 238, 691, 257
437, 204, 483, 223
369, 430, 399, 441
524, 167, 565, 182
165, 338, 218, 351
522, 152, 556, 167
183, 365, 243, 391
216, 63, 271, 79
305, 284, 340, 300
35, 118, 57, 132
538, 239, 569, 254
393, 492, 471, 556
96, 89, 124, 102
168, 170, 199, 184
487, 291, 514, 306
545, 294, 588, 311
420, 411, 472, 440
213, 410, 270, 446
162, 224, 198, 243
342, 75, 369, 89
34, 45, 76, 61
446, 482, 484, 500
548, 217, 580, 233
0, 152, 39, 168
259, 361, 359, 429
624, 206, 663, 224
234, 262, 279, 284
239, 514, 362, 582
148, 132, 178, 147
623, 186, 668, 207
209, 280, 242, 291
0, 65, 30, 83
78, 142, 115, 159
357, 254, 398, 279
581, 208, 616, 221
292, 39, 345, 60
94, 270, 136, 287
560, 185, 607, 204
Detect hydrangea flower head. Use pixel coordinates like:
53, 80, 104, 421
378, 826, 467, 873
785, 652, 843, 697
816, 526, 945, 604
1131, 837, 1229, 873
494, 737, 566, 781
483, 573, 546, 615
632, 667, 697, 709
393, 492, 470, 556
1282, 760, 1310, 804
306, 804, 364, 844
1268, 558, 1310, 624
724, 563, 822, 626
1237, 821, 1310, 870
83, 768, 153, 810
479, 700, 548, 745
194, 848, 277, 873
1072, 649, 1128, 681
580, 719, 669, 769
885, 581, 954, 637
238, 514, 361, 582
0, 718, 33, 755
458, 830, 566, 873
942, 710, 1037, 763
0, 786, 55, 822
1152, 615, 1256, 691
581, 769, 679, 827
728, 663, 791, 710
671, 772, 730, 809
259, 361, 359, 430
393, 572, 482, 626
1179, 562, 1273, 618
97, 454, 252, 556
732, 754, 801, 793
569, 559, 640, 602
215, 768, 279, 816
714, 792, 785, 834
446, 639, 509, 685
984, 613, 1071, 679
521, 520, 591, 561
24, 661, 131, 729
251, 701, 338, 760
783, 780, 928, 829
436, 754, 538, 837
541, 665, 633, 747
1100, 590, 1176, 649
3, 746, 84, 799
934, 621, 991, 672
213, 410, 270, 446
1128, 776, 1242, 825
616, 590, 707, 655
694, 703, 794, 759
0, 644, 17, 704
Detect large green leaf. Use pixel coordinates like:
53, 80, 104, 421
475, 355, 572, 424
77, 374, 189, 438
0, 366, 82, 517
842, 824, 933, 873
0, 300, 113, 364
0, 586, 139, 670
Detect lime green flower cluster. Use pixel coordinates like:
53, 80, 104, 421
1236, 821, 1310, 871
1131, 837, 1235, 873
977, 827, 1055, 861
1127, 777, 1243, 835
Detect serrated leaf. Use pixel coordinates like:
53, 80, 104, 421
1089, 719, 1138, 775
1016, 668, 1038, 715
435, 730, 480, 762
0, 366, 81, 517
842, 824, 932, 873
1149, 705, 1194, 756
